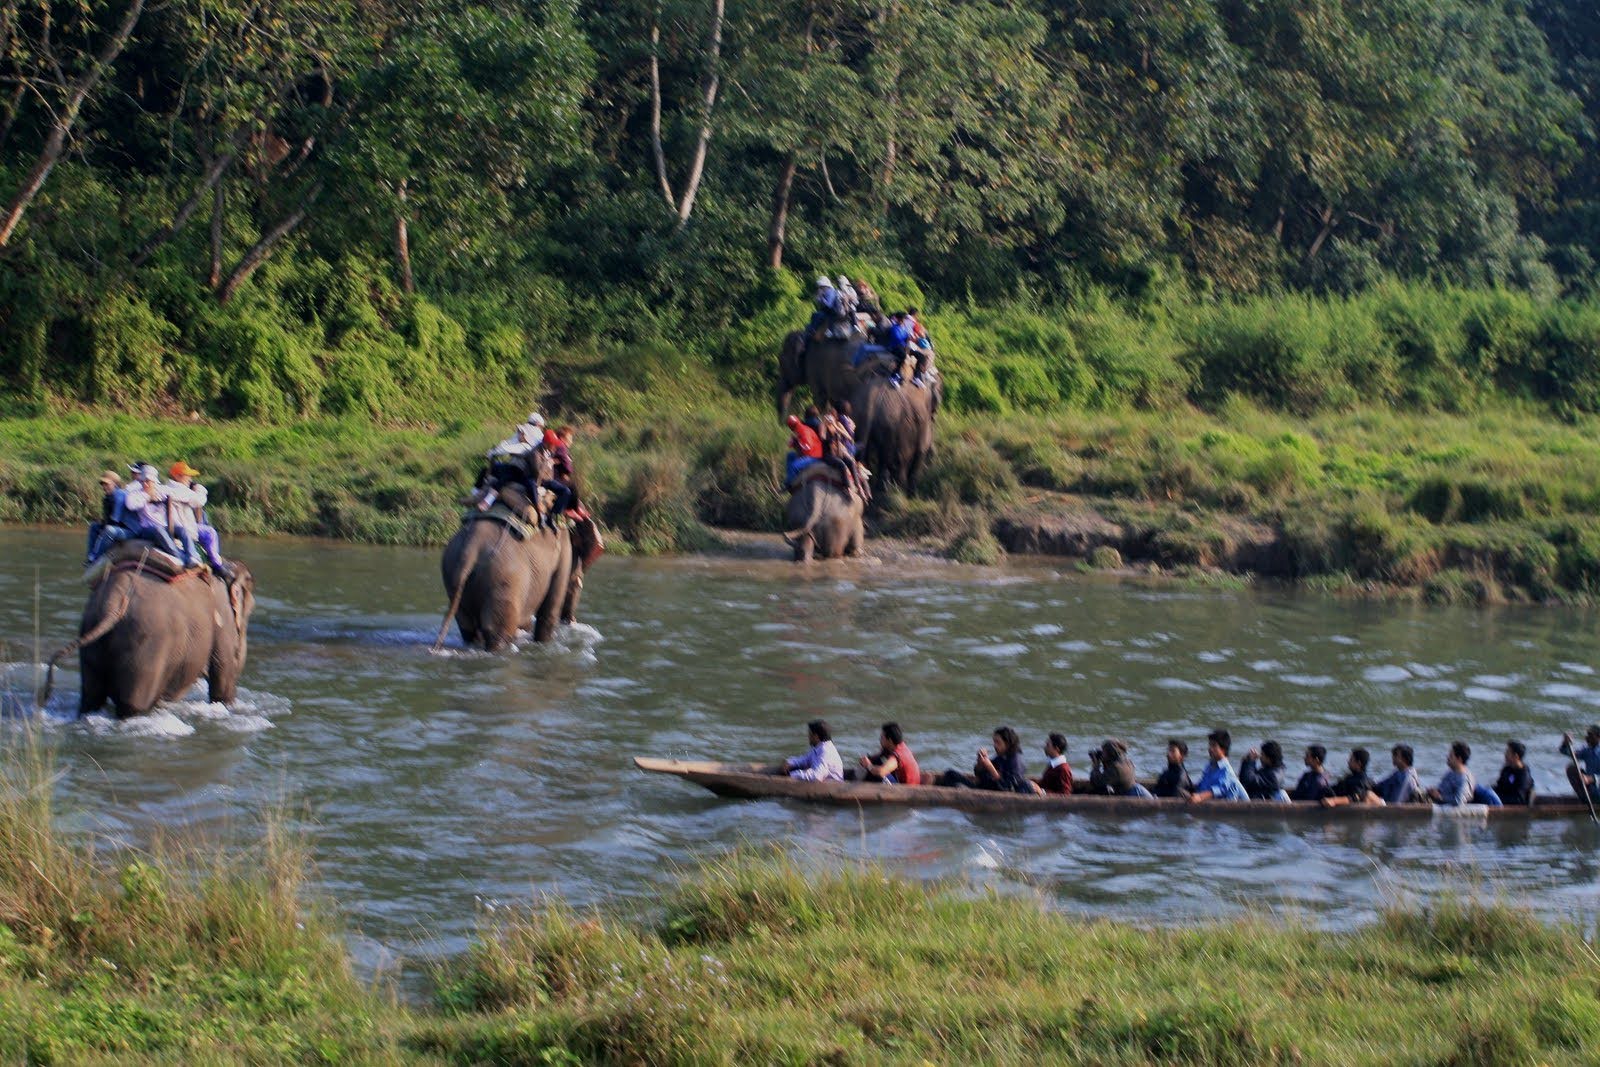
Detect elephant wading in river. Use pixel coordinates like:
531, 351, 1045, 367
852, 371, 940, 492
434, 499, 577, 651
783, 470, 865, 562
40, 543, 256, 718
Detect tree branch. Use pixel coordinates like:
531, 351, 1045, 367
648, 17, 675, 209
131, 143, 238, 267
673, 0, 723, 228
0, 0, 145, 248
215, 180, 321, 304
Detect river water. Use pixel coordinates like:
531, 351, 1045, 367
3, 528, 1599, 968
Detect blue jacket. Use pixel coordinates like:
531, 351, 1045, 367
883, 322, 911, 352
106, 487, 134, 527
1194, 758, 1249, 801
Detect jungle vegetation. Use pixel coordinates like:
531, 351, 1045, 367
6, 0, 1600, 597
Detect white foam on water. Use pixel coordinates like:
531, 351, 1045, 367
972, 642, 1029, 659
1249, 659, 1285, 673
1153, 677, 1203, 691
81, 709, 196, 738
1463, 686, 1512, 703
1197, 650, 1231, 664
1561, 662, 1596, 676
1363, 665, 1412, 684
1282, 673, 1337, 688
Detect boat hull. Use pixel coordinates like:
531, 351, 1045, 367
634, 758, 1595, 820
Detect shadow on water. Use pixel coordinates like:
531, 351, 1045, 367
1, 527, 1600, 965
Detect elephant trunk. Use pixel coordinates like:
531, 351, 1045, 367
37, 577, 134, 712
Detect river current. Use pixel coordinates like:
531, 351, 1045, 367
3, 528, 1599, 968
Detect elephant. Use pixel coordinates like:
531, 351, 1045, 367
783, 472, 866, 562
434, 504, 576, 652
851, 371, 941, 492
776, 329, 876, 415
40, 543, 256, 718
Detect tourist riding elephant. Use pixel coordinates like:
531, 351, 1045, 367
40, 544, 256, 718
434, 507, 575, 651
852, 371, 940, 491
776, 329, 874, 415
783, 474, 865, 562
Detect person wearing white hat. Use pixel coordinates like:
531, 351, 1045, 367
121, 463, 194, 564
806, 275, 846, 345
836, 275, 859, 319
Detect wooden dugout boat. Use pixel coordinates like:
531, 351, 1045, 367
635, 758, 1599, 821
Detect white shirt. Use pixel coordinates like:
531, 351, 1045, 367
162, 480, 205, 532
786, 740, 844, 782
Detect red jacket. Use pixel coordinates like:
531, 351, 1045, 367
1040, 761, 1073, 795
789, 423, 822, 459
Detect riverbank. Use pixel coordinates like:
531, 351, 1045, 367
9, 398, 1600, 603
4, 752, 1597, 1066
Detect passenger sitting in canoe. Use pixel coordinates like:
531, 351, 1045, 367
1494, 740, 1535, 806
1374, 744, 1426, 804
1289, 744, 1333, 802
1031, 733, 1072, 795
938, 727, 1031, 793
1560, 727, 1600, 803
1152, 739, 1192, 798
1188, 730, 1249, 803
1239, 741, 1289, 801
1085, 739, 1152, 797
1427, 742, 1475, 806
859, 722, 920, 785
784, 719, 844, 781
1322, 748, 1381, 808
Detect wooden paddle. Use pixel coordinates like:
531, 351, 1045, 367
1566, 735, 1600, 825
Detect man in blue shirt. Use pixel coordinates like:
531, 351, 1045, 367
1428, 742, 1476, 806
1189, 729, 1249, 803
1561, 726, 1600, 802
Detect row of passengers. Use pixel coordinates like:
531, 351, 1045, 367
808, 277, 935, 387
474, 413, 580, 523
88, 463, 233, 579
783, 721, 1081, 798
785, 403, 866, 499
1151, 737, 1536, 807
786, 723, 1541, 808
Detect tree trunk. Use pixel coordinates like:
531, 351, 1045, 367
1305, 205, 1338, 261
648, 19, 676, 209
0, 0, 144, 248
395, 179, 414, 294
674, 0, 724, 228
767, 154, 798, 269
208, 176, 225, 288
132, 147, 236, 268
215, 182, 321, 304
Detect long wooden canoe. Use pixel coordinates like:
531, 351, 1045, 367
635, 757, 1599, 820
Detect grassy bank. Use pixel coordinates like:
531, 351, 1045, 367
9, 391, 1600, 602
4, 749, 1600, 1066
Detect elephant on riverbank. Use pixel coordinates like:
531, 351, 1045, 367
776, 329, 872, 415
40, 545, 256, 718
783, 475, 865, 562
852, 372, 940, 492
435, 507, 575, 651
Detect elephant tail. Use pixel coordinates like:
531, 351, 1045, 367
782, 485, 828, 546
432, 543, 479, 653
36, 573, 135, 711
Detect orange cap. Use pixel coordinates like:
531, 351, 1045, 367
169, 460, 200, 479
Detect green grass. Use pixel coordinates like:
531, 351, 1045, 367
1, 732, 1597, 1066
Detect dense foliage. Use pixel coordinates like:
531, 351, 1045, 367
4, 0, 1600, 421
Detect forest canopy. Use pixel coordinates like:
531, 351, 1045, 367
3, 0, 1600, 420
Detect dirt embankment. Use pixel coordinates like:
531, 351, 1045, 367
993, 492, 1292, 576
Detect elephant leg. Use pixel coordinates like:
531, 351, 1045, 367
845, 523, 864, 557
560, 565, 584, 625
793, 532, 815, 563
534, 546, 574, 642
906, 448, 927, 494
77, 671, 108, 717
